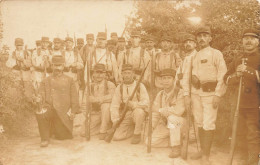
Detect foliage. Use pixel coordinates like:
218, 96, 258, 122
127, 0, 260, 51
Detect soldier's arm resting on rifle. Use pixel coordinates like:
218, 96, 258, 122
110, 85, 122, 124
237, 63, 260, 82
129, 83, 149, 110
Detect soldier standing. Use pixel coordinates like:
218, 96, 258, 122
75, 38, 84, 52
81, 64, 116, 140
224, 28, 259, 165
118, 31, 150, 83
148, 68, 185, 158
110, 32, 118, 44
154, 36, 181, 91
84, 32, 119, 84
35, 40, 42, 50
6, 38, 33, 101
183, 26, 227, 165
33, 55, 79, 147
80, 33, 95, 66
144, 35, 160, 57
52, 38, 63, 56
63, 37, 84, 92
110, 64, 149, 144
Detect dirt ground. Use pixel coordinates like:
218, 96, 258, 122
0, 114, 246, 165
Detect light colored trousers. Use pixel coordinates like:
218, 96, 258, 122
113, 108, 146, 141
191, 94, 218, 130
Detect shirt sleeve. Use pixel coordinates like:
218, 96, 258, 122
214, 50, 227, 97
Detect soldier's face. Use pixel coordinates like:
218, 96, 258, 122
146, 41, 155, 50
122, 70, 134, 83
242, 36, 259, 51
117, 42, 126, 50
87, 38, 94, 45
162, 76, 174, 89
161, 40, 171, 50
197, 33, 212, 48
16, 45, 23, 51
66, 41, 74, 50
93, 71, 105, 82
184, 40, 196, 52
54, 42, 61, 50
97, 38, 107, 48
131, 37, 141, 47
77, 43, 84, 49
52, 64, 64, 74
42, 41, 49, 49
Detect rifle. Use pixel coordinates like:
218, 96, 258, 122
85, 48, 93, 141
227, 58, 245, 165
105, 60, 150, 143
147, 51, 155, 153
181, 56, 193, 160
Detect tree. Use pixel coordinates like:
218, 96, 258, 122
127, 0, 260, 51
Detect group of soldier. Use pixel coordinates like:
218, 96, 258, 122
5, 26, 259, 165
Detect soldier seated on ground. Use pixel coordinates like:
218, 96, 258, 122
81, 63, 116, 140
147, 68, 185, 158
110, 64, 149, 144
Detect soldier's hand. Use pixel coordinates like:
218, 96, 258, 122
212, 95, 220, 109
159, 107, 169, 118
184, 95, 191, 111
236, 64, 246, 77
128, 101, 137, 109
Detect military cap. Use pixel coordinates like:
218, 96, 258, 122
92, 63, 106, 72
107, 39, 117, 45
242, 28, 259, 38
65, 37, 73, 42
196, 26, 211, 35
161, 35, 172, 42
86, 33, 94, 39
131, 30, 141, 37
183, 33, 196, 42
52, 55, 65, 64
160, 68, 176, 77
53, 38, 61, 43
97, 32, 107, 40
145, 35, 155, 42
77, 38, 84, 44
36, 40, 41, 45
15, 38, 24, 46
111, 32, 118, 37
122, 64, 133, 72
41, 37, 49, 42
118, 37, 125, 42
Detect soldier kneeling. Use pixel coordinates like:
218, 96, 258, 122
148, 68, 185, 158
81, 64, 116, 140
33, 55, 79, 147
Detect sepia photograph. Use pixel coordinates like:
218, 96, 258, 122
0, 0, 259, 165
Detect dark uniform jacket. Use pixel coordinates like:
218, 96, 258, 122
224, 49, 260, 109
39, 73, 79, 132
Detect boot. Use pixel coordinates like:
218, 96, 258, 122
200, 130, 214, 165
190, 127, 203, 160
131, 134, 141, 144
40, 140, 49, 147
169, 145, 181, 158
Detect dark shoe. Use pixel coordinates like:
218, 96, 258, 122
190, 151, 202, 160
131, 134, 141, 144
99, 133, 107, 140
203, 130, 214, 157
169, 145, 181, 158
40, 140, 49, 147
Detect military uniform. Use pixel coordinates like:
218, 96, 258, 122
110, 64, 149, 141
84, 32, 119, 84
6, 38, 33, 100
224, 29, 259, 165
148, 69, 185, 150
63, 37, 84, 91
118, 31, 150, 83
81, 64, 116, 137
155, 36, 181, 90
182, 27, 227, 163
35, 56, 79, 146
31, 37, 52, 89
